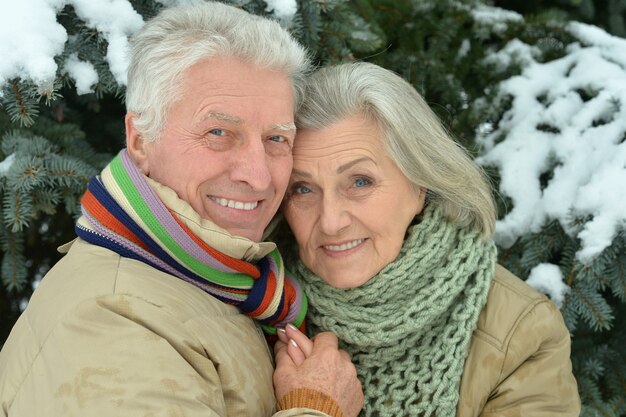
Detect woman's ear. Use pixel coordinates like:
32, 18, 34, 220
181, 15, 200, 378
409, 188, 428, 227
125, 112, 150, 175
415, 187, 427, 216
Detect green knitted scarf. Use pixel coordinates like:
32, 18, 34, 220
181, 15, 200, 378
292, 205, 496, 417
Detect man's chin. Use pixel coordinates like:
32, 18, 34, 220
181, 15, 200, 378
200, 207, 270, 242
201, 209, 269, 241
213, 221, 265, 242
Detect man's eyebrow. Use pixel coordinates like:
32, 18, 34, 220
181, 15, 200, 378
202, 113, 294, 132
204, 111, 242, 124
272, 122, 296, 132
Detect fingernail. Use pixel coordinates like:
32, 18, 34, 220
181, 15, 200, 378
277, 328, 286, 335
289, 338, 298, 348
287, 323, 298, 332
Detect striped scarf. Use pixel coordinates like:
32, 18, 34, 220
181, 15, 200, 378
76, 149, 306, 334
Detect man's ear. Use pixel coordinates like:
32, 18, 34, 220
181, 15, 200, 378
125, 112, 150, 175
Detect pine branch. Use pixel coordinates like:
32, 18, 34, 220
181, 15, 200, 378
0, 227, 27, 291
2, 81, 40, 127
605, 234, 626, 302
569, 282, 614, 331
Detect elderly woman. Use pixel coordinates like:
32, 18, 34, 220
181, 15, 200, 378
275, 62, 580, 416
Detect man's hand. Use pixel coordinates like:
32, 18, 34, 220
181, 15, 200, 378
274, 326, 364, 417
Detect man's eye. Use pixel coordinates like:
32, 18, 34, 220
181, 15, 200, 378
268, 135, 286, 143
208, 128, 225, 136
354, 177, 372, 188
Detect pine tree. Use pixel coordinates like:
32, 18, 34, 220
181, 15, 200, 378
495, 0, 626, 37
0, 0, 624, 414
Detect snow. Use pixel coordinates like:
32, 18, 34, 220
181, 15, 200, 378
69, 0, 143, 85
63, 53, 98, 94
155, 0, 198, 6
0, 0, 67, 95
526, 263, 570, 308
0, 0, 143, 93
471, 4, 523, 34
476, 22, 626, 264
0, 153, 16, 175
265, 0, 297, 27
457, 39, 471, 59
483, 38, 541, 71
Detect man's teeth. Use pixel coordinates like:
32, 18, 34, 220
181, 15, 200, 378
213, 197, 258, 211
324, 239, 364, 252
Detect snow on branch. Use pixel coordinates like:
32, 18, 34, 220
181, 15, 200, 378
0, 0, 143, 95
265, 0, 297, 27
526, 263, 570, 308
0, 0, 299, 96
477, 22, 626, 264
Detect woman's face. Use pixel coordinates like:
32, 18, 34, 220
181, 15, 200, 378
283, 114, 425, 288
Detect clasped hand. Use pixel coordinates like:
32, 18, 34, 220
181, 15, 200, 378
273, 325, 364, 417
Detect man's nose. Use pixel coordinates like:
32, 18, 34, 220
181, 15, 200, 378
230, 137, 272, 190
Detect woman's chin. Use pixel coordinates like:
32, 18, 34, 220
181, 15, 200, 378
320, 272, 373, 289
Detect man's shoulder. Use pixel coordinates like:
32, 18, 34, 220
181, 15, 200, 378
26, 238, 124, 325
1, 242, 275, 417
27, 239, 242, 339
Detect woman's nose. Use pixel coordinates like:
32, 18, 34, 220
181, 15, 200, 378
319, 195, 351, 235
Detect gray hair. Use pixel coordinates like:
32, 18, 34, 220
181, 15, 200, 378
126, 1, 311, 141
295, 62, 496, 238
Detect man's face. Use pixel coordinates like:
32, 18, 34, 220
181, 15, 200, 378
129, 56, 295, 241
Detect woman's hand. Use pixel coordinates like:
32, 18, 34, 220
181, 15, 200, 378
276, 323, 313, 366
273, 327, 364, 417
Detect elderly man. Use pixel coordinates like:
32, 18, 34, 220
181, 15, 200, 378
0, 3, 362, 417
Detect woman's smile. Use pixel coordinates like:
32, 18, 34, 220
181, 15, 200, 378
320, 238, 367, 257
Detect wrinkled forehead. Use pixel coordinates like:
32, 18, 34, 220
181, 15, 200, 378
293, 118, 387, 166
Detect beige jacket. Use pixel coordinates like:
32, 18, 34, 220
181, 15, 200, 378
0, 180, 328, 417
457, 265, 581, 416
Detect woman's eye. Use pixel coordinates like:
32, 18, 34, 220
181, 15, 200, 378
353, 177, 372, 188
293, 184, 311, 194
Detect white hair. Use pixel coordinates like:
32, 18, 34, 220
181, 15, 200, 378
296, 62, 496, 238
126, 1, 311, 141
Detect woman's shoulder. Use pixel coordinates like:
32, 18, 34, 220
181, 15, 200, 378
473, 264, 562, 351
458, 265, 579, 416
492, 264, 546, 302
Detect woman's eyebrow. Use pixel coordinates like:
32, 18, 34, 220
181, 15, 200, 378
337, 157, 374, 174
291, 168, 311, 178
291, 156, 375, 179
